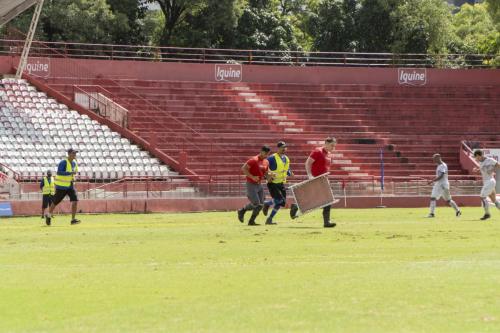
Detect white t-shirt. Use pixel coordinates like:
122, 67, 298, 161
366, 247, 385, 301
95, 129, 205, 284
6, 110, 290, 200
435, 162, 449, 186
479, 157, 498, 182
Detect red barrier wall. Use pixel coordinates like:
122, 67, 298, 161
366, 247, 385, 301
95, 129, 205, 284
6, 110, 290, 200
0, 56, 13, 74
4, 195, 480, 217
1, 56, 499, 86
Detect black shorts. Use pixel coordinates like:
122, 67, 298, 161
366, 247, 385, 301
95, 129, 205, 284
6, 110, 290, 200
42, 194, 52, 209
52, 188, 78, 205
267, 182, 287, 201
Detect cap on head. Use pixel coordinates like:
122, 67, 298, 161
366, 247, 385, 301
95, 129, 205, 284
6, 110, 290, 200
277, 141, 287, 148
261, 145, 271, 153
474, 149, 483, 157
47, 170, 52, 175
67, 148, 78, 155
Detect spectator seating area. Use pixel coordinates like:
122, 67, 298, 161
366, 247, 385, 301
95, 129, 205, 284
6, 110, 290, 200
45, 78, 500, 183
0, 78, 172, 180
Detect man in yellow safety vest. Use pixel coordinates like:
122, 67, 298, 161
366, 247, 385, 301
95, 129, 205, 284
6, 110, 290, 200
262, 141, 297, 225
40, 170, 55, 218
45, 148, 81, 226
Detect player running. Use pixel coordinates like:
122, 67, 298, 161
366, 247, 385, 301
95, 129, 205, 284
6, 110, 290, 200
473, 149, 500, 220
427, 153, 461, 218
262, 141, 294, 225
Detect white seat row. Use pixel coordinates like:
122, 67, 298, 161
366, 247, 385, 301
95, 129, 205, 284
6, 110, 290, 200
0, 79, 172, 180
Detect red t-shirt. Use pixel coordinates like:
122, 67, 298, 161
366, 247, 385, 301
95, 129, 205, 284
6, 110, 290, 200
245, 155, 269, 184
309, 147, 331, 177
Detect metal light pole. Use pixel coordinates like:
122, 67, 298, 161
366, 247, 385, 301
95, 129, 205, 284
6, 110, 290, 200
15, 0, 45, 79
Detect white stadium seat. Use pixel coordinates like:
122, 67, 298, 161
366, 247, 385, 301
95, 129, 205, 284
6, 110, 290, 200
0, 79, 171, 181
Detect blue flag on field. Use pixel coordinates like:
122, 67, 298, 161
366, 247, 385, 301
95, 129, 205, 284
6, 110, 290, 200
380, 148, 384, 192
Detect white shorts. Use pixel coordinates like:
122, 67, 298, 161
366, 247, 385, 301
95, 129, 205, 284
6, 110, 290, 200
431, 183, 451, 201
480, 179, 496, 197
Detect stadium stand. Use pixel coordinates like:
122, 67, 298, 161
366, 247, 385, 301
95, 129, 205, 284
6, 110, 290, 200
0, 78, 173, 180
44, 77, 500, 182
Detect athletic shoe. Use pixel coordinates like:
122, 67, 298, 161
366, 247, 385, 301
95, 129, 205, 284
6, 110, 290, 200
265, 217, 277, 225
262, 203, 270, 216
480, 214, 491, 221
456, 210, 462, 217
290, 203, 298, 219
237, 209, 245, 223
45, 215, 51, 226
70, 219, 81, 225
427, 213, 435, 218
323, 221, 336, 228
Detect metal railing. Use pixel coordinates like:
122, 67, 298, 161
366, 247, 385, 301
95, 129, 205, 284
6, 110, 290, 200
73, 85, 129, 128
9, 173, 485, 201
0, 39, 496, 68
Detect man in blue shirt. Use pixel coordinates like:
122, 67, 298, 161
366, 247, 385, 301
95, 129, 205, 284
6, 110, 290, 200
45, 148, 81, 226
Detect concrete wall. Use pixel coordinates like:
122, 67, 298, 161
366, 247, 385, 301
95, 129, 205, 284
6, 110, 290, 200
3, 195, 481, 217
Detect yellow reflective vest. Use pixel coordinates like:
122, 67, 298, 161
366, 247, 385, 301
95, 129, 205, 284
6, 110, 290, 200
42, 176, 55, 195
54, 159, 78, 188
271, 153, 290, 184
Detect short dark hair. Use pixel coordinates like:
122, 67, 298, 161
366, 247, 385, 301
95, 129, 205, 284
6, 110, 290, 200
474, 149, 483, 157
325, 137, 336, 144
261, 145, 271, 153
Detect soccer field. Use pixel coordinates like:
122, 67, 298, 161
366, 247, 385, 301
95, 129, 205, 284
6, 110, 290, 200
1, 208, 499, 333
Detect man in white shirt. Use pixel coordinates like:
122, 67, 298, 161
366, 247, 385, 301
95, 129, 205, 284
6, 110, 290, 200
473, 149, 500, 220
427, 154, 461, 218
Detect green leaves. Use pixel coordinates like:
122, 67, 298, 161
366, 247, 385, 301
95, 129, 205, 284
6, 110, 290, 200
235, 4, 301, 51
391, 0, 453, 54
1, 0, 497, 67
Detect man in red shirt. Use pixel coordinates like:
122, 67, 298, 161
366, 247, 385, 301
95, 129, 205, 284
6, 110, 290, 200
237, 146, 271, 226
305, 137, 337, 228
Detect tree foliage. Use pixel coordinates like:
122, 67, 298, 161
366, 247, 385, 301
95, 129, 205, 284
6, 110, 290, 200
308, 0, 359, 52
356, 0, 400, 52
106, 0, 148, 44
234, 1, 301, 50
391, 0, 453, 54
179, 0, 238, 48
145, 0, 204, 46
0, 0, 497, 67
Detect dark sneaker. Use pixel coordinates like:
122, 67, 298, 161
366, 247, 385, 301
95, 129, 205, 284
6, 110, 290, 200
324, 221, 336, 228
290, 203, 298, 219
45, 216, 51, 226
265, 217, 277, 225
70, 219, 81, 225
248, 221, 259, 226
456, 210, 462, 217
480, 214, 491, 221
427, 213, 435, 218
237, 209, 245, 223
262, 203, 270, 216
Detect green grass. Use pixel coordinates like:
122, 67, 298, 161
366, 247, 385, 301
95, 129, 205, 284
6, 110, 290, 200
0, 208, 499, 333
